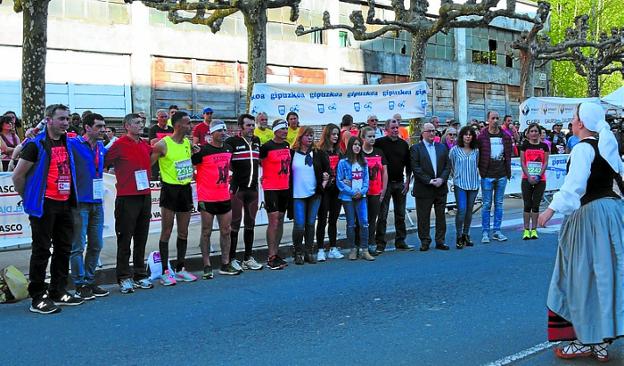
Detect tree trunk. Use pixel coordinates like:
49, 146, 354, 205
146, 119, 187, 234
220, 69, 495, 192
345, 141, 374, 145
587, 67, 600, 97
242, 7, 267, 110
519, 48, 535, 100
21, 0, 50, 129
408, 32, 429, 142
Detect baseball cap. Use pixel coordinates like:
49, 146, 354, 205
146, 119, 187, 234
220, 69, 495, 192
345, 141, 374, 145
203, 107, 214, 114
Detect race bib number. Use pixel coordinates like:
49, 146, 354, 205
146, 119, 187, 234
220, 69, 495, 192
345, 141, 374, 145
92, 178, 103, 200
57, 177, 71, 195
175, 159, 193, 181
134, 170, 149, 191
527, 162, 542, 176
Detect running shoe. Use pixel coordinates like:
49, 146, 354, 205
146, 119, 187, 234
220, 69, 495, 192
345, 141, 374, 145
160, 270, 177, 286
231, 259, 244, 272
175, 268, 198, 282
275, 255, 288, 267
267, 255, 286, 270
120, 278, 135, 294
492, 231, 508, 241
75, 285, 95, 301
133, 278, 153, 289
89, 284, 110, 297
29, 294, 61, 315
327, 247, 344, 259
202, 265, 214, 280
316, 249, 327, 262
481, 232, 490, 243
219, 263, 243, 276
522, 229, 531, 240
52, 291, 85, 306
530, 229, 539, 240
242, 257, 263, 270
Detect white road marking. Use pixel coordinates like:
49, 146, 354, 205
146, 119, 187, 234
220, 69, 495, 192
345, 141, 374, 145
482, 341, 560, 366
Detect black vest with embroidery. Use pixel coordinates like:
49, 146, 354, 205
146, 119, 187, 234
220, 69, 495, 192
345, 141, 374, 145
566, 139, 619, 206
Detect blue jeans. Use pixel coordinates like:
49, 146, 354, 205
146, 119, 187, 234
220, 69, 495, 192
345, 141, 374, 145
292, 195, 321, 252
70, 203, 104, 286
343, 198, 368, 249
454, 187, 478, 237
481, 177, 507, 234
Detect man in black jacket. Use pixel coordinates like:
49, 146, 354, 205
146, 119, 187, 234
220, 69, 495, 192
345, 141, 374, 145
410, 122, 451, 251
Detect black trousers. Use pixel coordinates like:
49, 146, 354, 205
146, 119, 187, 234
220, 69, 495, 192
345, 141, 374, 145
415, 194, 446, 246
375, 182, 407, 248
115, 195, 151, 281
316, 185, 341, 250
28, 199, 74, 299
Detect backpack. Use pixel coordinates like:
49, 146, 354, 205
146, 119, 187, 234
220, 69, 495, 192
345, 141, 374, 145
0, 266, 29, 303
147, 251, 173, 281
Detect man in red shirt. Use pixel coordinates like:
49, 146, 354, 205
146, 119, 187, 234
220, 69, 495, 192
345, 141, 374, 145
104, 113, 155, 294
192, 107, 213, 146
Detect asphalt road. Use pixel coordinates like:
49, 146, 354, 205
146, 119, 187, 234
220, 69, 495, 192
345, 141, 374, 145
1, 227, 621, 365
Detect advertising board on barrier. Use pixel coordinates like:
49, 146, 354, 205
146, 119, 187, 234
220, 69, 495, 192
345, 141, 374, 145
518, 97, 601, 132
0, 155, 569, 249
248, 82, 428, 125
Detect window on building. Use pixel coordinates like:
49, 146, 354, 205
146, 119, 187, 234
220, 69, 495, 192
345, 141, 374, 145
312, 30, 324, 45
468, 27, 518, 68
425, 31, 455, 61
49, 0, 130, 25
339, 31, 350, 47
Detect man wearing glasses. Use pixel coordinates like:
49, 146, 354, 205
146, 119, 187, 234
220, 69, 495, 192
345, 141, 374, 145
374, 119, 413, 254
367, 115, 385, 138
476, 111, 513, 243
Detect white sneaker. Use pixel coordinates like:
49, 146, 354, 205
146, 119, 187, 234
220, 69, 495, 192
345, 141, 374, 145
492, 231, 508, 241
231, 259, 244, 271
481, 232, 490, 243
242, 257, 263, 270
317, 249, 327, 262
327, 247, 344, 259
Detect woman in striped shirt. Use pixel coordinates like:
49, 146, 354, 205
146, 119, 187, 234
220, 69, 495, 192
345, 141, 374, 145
449, 126, 480, 249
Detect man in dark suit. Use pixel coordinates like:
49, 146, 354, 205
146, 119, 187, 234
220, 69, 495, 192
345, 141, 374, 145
410, 122, 450, 251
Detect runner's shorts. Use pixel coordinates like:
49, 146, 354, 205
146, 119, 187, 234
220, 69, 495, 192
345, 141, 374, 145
159, 182, 193, 212
198, 200, 232, 215
264, 189, 290, 213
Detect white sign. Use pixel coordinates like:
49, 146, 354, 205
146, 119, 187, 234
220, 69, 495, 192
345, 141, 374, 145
249, 82, 428, 125
518, 97, 601, 132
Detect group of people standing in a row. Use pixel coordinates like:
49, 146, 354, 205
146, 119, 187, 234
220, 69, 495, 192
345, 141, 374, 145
9, 102, 624, 364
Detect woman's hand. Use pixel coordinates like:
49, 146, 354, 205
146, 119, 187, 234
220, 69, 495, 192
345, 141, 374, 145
537, 208, 554, 227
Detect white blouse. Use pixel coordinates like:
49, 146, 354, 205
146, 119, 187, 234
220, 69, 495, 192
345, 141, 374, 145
548, 138, 595, 215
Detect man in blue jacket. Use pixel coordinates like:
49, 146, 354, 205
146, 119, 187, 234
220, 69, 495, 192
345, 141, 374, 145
12, 104, 85, 314
69, 113, 110, 300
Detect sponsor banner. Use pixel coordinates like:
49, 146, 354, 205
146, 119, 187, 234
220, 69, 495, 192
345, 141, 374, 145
518, 97, 601, 132
0, 174, 27, 248
249, 82, 428, 125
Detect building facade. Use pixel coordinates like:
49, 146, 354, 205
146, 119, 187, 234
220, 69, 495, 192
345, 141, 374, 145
0, 0, 548, 124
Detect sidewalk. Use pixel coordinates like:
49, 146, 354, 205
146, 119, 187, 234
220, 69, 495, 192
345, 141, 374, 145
0, 197, 527, 285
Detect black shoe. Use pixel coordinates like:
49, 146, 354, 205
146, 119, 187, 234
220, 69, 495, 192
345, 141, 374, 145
51, 292, 85, 306
456, 237, 465, 250
294, 254, 305, 265
267, 255, 286, 270
89, 284, 110, 297
435, 244, 450, 251
219, 263, 242, 276
373, 246, 385, 256
275, 255, 288, 267
395, 242, 415, 251
463, 234, 474, 247
29, 294, 61, 315
75, 285, 95, 301
304, 253, 317, 264
419, 244, 430, 252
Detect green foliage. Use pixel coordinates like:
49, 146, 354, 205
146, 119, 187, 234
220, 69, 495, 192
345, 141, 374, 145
548, 0, 624, 97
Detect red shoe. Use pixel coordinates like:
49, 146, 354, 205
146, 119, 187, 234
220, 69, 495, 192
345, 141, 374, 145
554, 341, 592, 359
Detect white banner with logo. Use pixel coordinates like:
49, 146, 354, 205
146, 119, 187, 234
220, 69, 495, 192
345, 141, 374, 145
518, 97, 601, 132
249, 82, 428, 125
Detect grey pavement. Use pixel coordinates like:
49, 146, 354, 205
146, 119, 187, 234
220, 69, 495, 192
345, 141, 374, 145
1, 214, 621, 365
